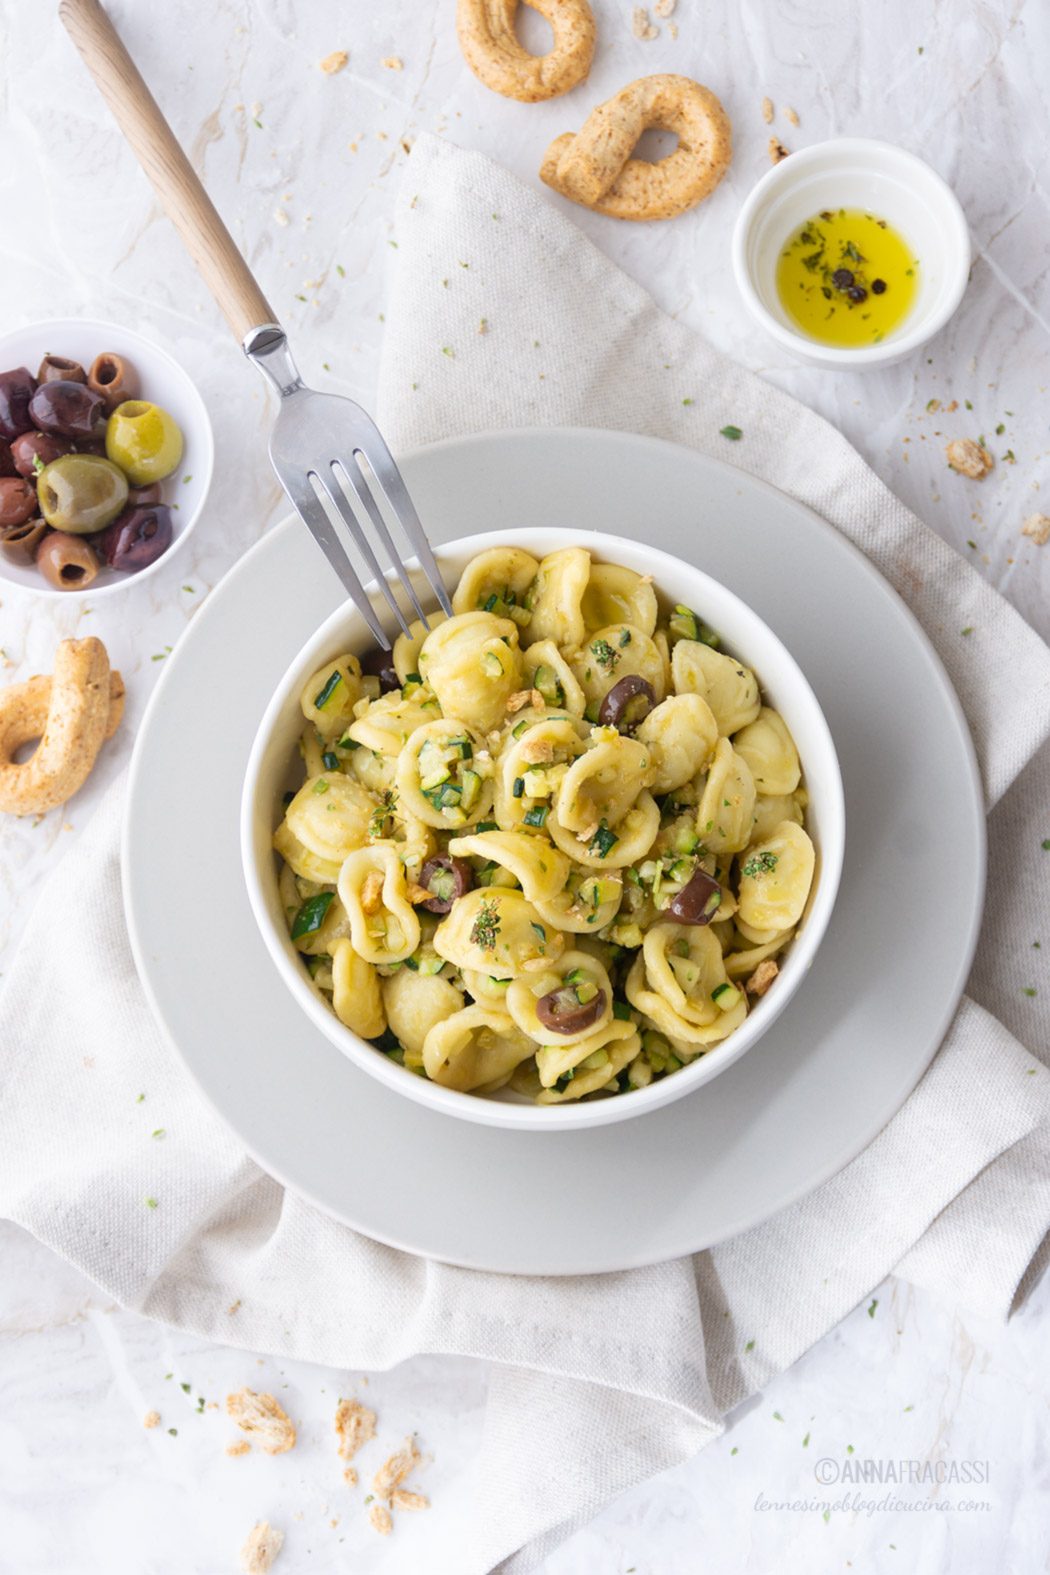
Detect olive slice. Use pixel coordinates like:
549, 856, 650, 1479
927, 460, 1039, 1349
665, 866, 723, 925
536, 982, 607, 1035
597, 673, 656, 732
418, 854, 474, 914
360, 645, 400, 694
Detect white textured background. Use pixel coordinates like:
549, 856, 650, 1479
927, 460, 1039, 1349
1, 1, 1048, 1571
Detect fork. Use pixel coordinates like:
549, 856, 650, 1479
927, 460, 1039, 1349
60, 0, 451, 650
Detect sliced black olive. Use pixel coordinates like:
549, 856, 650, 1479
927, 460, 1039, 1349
666, 866, 723, 925
597, 673, 656, 732
418, 854, 474, 914
360, 645, 400, 694
536, 982, 606, 1035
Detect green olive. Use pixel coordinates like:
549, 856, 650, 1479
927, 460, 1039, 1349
105, 400, 184, 485
37, 454, 129, 535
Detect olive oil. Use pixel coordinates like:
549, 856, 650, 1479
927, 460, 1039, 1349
776, 208, 919, 347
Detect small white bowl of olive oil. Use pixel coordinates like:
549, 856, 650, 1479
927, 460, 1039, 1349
732, 138, 970, 370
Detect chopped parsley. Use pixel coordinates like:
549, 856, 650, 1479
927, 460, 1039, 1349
590, 637, 620, 673
742, 851, 779, 877
719, 425, 743, 441
470, 898, 502, 952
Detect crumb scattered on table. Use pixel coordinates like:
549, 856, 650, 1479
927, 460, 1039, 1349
632, 6, 658, 39
343, 1465, 358, 1487
227, 1299, 242, 1316
654, 0, 676, 15
1022, 513, 1050, 546
391, 1489, 429, 1512
335, 1397, 377, 1463
761, 96, 774, 124
784, 105, 800, 126
768, 137, 790, 163
373, 1437, 421, 1500
946, 438, 994, 480
320, 50, 348, 75
227, 1440, 252, 1458
226, 1389, 297, 1455
368, 1501, 393, 1536
381, 56, 404, 70
143, 1410, 161, 1430
240, 1522, 284, 1574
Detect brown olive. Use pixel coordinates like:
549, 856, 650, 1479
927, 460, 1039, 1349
28, 380, 107, 441
128, 482, 162, 506
88, 352, 139, 413
0, 477, 38, 529
37, 354, 86, 386
0, 519, 49, 562
0, 440, 17, 478
0, 366, 37, 441
665, 866, 723, 925
36, 531, 99, 591
417, 854, 474, 914
10, 430, 73, 478
536, 981, 607, 1035
360, 645, 400, 694
597, 673, 656, 732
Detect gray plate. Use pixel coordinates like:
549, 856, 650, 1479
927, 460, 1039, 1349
124, 429, 985, 1275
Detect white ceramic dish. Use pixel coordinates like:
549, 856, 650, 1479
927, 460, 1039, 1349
123, 429, 985, 1274
242, 527, 845, 1131
732, 138, 971, 370
0, 317, 213, 599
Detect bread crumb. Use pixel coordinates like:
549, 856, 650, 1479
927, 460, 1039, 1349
373, 1437, 421, 1500
360, 869, 385, 914
226, 1440, 252, 1457
653, 0, 676, 14
768, 137, 790, 164
746, 959, 779, 997
381, 56, 404, 70
1022, 513, 1050, 546
335, 1398, 377, 1463
240, 1522, 284, 1574
668, 20, 678, 36
784, 105, 800, 126
143, 1410, 161, 1430
320, 50, 348, 75
226, 1390, 297, 1455
946, 438, 994, 480
945, 399, 958, 412
506, 688, 544, 714
227, 1299, 242, 1316
392, 1489, 429, 1512
632, 7, 658, 39
368, 1501, 393, 1536
343, 1466, 358, 1487
761, 96, 774, 124
273, 208, 289, 227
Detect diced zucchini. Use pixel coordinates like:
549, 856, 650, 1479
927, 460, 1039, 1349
512, 776, 525, 798
313, 670, 344, 709
673, 826, 700, 856
575, 981, 599, 1005
420, 765, 451, 791
512, 718, 535, 739
532, 663, 563, 706
584, 701, 600, 724
447, 737, 473, 760
291, 891, 334, 940
669, 605, 700, 642
589, 823, 619, 859
481, 650, 504, 678
711, 981, 742, 1012
564, 968, 585, 984
522, 804, 549, 829
612, 999, 633, 1021
580, 1049, 610, 1071
459, 768, 481, 812
475, 820, 498, 833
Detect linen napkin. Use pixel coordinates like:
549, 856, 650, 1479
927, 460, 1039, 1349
3, 135, 1050, 1574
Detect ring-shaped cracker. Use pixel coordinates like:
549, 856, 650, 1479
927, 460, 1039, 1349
457, 0, 596, 103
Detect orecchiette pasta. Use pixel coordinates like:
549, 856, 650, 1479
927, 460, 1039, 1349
273, 547, 818, 1104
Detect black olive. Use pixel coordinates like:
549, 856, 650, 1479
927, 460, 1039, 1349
871, 279, 887, 295
536, 983, 606, 1035
597, 673, 656, 732
360, 645, 400, 694
830, 268, 854, 290
95, 503, 173, 572
28, 380, 107, 442
418, 855, 474, 914
0, 366, 37, 441
846, 285, 868, 303
665, 866, 723, 925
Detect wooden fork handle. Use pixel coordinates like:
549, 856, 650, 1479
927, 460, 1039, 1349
59, 0, 276, 342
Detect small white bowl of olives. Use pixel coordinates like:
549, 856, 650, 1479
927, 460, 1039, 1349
0, 318, 213, 598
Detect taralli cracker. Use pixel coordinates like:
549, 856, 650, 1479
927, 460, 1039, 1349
457, 0, 596, 103
540, 74, 732, 220
0, 637, 124, 818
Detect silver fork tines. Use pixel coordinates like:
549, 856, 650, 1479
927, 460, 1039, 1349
244, 324, 451, 651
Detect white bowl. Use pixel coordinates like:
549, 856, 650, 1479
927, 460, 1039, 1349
732, 138, 971, 371
0, 317, 213, 599
241, 527, 845, 1130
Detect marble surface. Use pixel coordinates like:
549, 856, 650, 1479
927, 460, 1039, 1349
1, 0, 1048, 1570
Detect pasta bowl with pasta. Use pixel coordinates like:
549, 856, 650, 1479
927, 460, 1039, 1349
242, 529, 844, 1130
